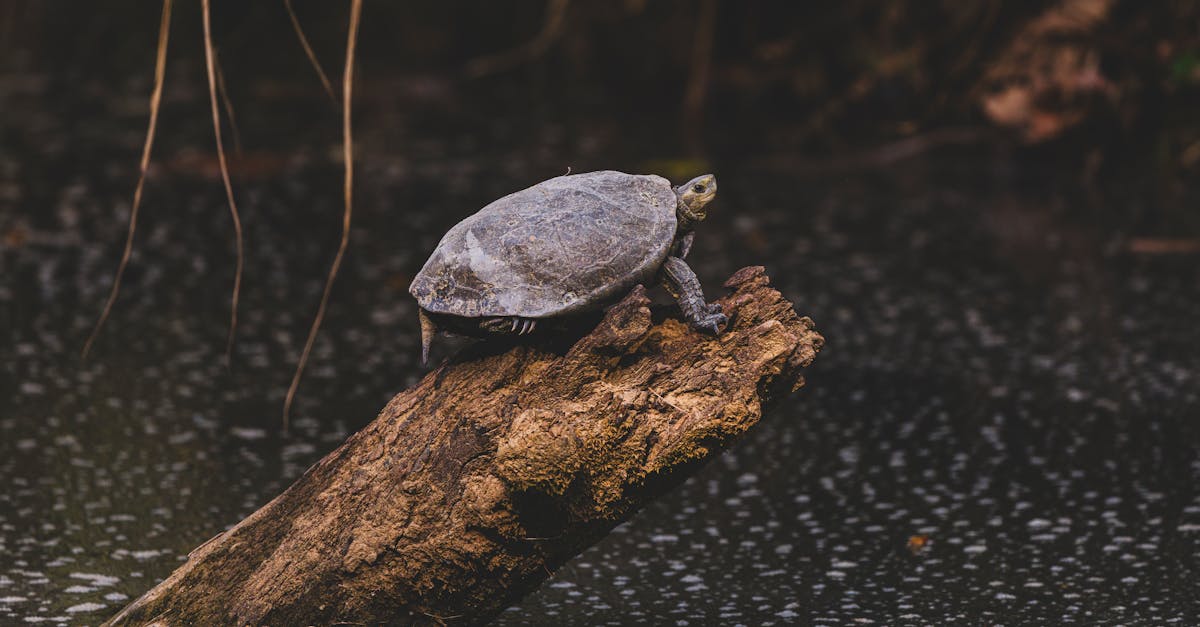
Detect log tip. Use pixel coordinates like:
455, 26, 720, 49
723, 265, 769, 290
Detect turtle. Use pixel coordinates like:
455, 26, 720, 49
409, 170, 726, 363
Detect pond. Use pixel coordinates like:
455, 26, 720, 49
2, 72, 1199, 625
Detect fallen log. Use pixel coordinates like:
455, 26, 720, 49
105, 266, 824, 626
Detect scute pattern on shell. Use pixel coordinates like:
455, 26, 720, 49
410, 171, 678, 318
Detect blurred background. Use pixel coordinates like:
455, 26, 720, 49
2, 1, 1198, 624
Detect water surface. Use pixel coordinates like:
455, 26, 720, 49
2, 77, 1198, 625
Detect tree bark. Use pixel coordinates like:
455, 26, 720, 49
105, 266, 824, 626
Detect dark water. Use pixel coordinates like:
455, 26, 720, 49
2, 75, 1199, 625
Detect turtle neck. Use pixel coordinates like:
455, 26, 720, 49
676, 199, 702, 231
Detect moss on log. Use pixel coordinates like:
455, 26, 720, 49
105, 266, 823, 626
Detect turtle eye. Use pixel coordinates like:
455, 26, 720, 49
692, 184, 705, 193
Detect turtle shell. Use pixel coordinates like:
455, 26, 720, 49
410, 170, 678, 318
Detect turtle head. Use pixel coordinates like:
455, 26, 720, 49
675, 174, 717, 228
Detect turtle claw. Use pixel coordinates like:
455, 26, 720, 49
481, 317, 539, 335
481, 317, 517, 334
693, 312, 727, 335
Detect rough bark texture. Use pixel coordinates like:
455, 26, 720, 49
106, 266, 823, 626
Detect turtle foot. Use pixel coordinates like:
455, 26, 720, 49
481, 317, 538, 335
691, 312, 727, 335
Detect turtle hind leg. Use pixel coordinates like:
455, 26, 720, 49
418, 309, 437, 365
480, 316, 537, 335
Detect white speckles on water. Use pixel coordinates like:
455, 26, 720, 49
6, 108, 1200, 627
18, 382, 44, 396
166, 431, 195, 445
62, 574, 115, 591
65, 603, 106, 614
230, 427, 267, 441
282, 442, 317, 458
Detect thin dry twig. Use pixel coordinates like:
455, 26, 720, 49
464, 0, 569, 77
82, 0, 173, 359
681, 0, 717, 134
202, 0, 246, 364
750, 127, 990, 174
213, 48, 243, 155
285, 0, 339, 106
283, 0, 362, 431
0, 1, 21, 56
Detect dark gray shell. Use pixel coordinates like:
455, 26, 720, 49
410, 170, 678, 318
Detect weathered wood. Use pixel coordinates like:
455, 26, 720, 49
105, 266, 823, 626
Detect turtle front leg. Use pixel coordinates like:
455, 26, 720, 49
672, 231, 695, 259
480, 316, 538, 335
659, 256, 727, 334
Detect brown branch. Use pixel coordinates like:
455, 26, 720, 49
464, 0, 569, 78
82, 0, 173, 359
1127, 238, 1200, 254
202, 0, 245, 364
283, 0, 362, 431
750, 127, 993, 174
103, 267, 823, 625
681, 0, 717, 137
284, 0, 339, 106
